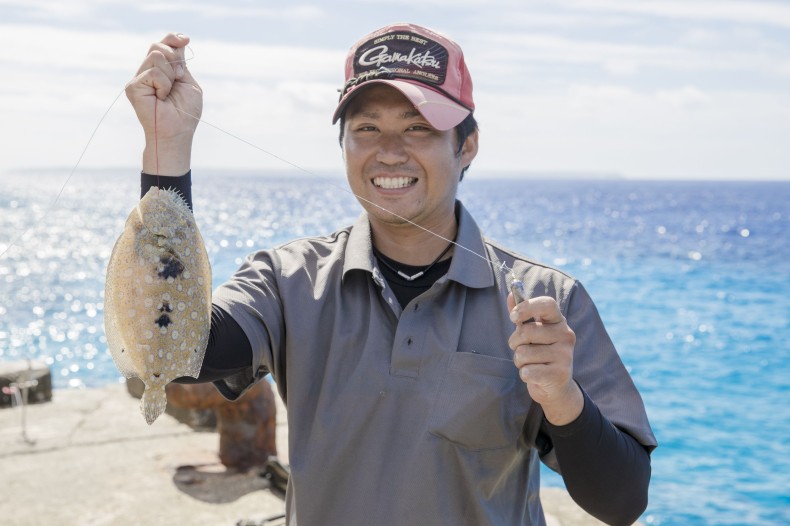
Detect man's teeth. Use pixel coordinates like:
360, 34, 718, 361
374, 177, 416, 189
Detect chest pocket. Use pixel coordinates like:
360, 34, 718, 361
427, 351, 531, 451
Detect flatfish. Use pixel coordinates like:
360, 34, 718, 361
104, 187, 211, 424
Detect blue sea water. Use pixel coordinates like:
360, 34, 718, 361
1, 170, 788, 525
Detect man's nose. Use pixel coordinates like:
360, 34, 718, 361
375, 133, 408, 165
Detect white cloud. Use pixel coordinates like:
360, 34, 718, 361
567, 0, 790, 29
656, 86, 711, 108
139, 1, 326, 20
474, 85, 789, 179
0, 1, 788, 179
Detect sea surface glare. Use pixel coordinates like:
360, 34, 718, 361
0, 170, 788, 525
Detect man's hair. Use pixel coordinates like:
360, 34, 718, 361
338, 112, 479, 181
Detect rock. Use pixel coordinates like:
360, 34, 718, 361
126, 377, 278, 470
126, 377, 216, 429
0, 360, 52, 408
166, 381, 278, 470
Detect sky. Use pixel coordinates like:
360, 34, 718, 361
1, 0, 789, 180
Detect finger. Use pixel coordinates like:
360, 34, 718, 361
510, 296, 562, 325
160, 33, 189, 79
135, 50, 176, 82
160, 32, 190, 50
508, 321, 565, 349
128, 67, 174, 101
513, 343, 568, 369
506, 292, 518, 312
517, 362, 566, 387
146, 43, 186, 78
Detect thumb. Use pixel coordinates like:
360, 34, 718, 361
161, 32, 190, 49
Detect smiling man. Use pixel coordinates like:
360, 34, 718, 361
124, 23, 656, 526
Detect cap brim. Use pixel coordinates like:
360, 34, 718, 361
332, 79, 471, 131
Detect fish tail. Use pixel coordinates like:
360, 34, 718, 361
140, 384, 168, 425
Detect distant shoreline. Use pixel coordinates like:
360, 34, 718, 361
4, 165, 790, 182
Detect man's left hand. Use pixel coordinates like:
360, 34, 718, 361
507, 295, 583, 426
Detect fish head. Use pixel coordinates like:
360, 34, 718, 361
137, 187, 191, 240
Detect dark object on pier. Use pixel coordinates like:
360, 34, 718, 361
0, 361, 52, 409
126, 377, 278, 470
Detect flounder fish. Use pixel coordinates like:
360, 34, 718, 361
104, 187, 211, 424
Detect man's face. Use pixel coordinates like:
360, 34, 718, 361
342, 84, 478, 235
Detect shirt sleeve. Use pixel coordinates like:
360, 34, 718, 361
531, 279, 657, 524
141, 171, 193, 210
561, 281, 657, 450
543, 387, 652, 526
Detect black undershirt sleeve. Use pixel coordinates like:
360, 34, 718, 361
541, 388, 652, 525
140, 172, 255, 384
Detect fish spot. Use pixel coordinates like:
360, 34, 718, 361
144, 330, 154, 340
177, 302, 186, 311
155, 314, 172, 328
158, 253, 185, 280
190, 311, 198, 320
166, 352, 173, 360
171, 330, 179, 340
144, 298, 154, 308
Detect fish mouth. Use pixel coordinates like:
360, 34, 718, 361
373, 176, 417, 190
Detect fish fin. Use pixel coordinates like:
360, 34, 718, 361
140, 384, 167, 425
109, 345, 138, 379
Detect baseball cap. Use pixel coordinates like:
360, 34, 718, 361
332, 23, 474, 131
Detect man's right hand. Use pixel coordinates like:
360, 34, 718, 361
126, 33, 203, 176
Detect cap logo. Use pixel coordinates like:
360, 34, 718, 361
353, 31, 448, 86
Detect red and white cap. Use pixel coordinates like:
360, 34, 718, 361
332, 23, 474, 131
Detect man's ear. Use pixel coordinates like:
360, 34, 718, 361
460, 129, 479, 169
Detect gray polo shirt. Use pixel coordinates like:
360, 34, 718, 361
213, 201, 656, 526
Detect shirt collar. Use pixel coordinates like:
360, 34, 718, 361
343, 213, 376, 278
343, 201, 495, 291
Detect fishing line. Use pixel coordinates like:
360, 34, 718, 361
0, 88, 127, 260
0, 47, 199, 260
1, 45, 514, 278
173, 105, 514, 276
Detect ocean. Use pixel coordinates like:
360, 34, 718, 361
1, 170, 788, 525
